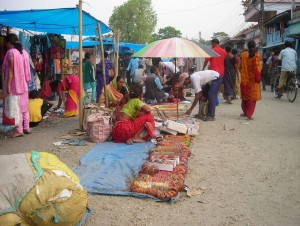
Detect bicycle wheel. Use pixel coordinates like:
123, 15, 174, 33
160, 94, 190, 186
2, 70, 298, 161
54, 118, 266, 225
273, 75, 280, 98
286, 77, 298, 102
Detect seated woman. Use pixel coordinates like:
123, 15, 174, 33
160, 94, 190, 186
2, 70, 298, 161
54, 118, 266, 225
99, 75, 128, 108
49, 74, 81, 117
112, 85, 156, 145
28, 90, 53, 127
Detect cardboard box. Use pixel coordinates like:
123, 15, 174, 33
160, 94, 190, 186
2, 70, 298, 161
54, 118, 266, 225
149, 154, 180, 165
147, 161, 174, 172
166, 120, 187, 134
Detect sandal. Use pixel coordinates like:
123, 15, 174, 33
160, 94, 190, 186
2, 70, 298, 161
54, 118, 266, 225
10, 132, 24, 138
23, 130, 31, 134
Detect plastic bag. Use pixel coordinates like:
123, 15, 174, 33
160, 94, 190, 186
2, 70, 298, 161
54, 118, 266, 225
4, 95, 20, 126
87, 113, 112, 142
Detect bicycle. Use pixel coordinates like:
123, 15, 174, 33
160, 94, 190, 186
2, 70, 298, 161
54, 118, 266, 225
273, 71, 298, 102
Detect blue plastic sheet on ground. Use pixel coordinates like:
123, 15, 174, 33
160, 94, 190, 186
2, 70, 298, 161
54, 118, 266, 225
73, 142, 167, 201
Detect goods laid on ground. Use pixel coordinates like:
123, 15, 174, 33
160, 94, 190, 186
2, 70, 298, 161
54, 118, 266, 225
0, 151, 88, 226
130, 135, 191, 200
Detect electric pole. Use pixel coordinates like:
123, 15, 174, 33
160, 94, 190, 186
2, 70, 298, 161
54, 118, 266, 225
259, 0, 264, 56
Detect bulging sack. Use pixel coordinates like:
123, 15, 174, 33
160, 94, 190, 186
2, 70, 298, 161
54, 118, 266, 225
87, 113, 112, 142
4, 95, 20, 125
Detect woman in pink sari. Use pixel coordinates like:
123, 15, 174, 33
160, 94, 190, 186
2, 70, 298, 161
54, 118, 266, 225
2, 33, 31, 138
50, 75, 80, 117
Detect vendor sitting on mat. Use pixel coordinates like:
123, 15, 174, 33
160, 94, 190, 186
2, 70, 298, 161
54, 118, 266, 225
112, 85, 156, 145
143, 66, 169, 104
167, 72, 188, 102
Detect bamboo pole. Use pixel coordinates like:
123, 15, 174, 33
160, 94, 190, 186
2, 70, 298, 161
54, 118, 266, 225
175, 58, 179, 122
97, 22, 108, 107
78, 0, 83, 131
114, 30, 121, 78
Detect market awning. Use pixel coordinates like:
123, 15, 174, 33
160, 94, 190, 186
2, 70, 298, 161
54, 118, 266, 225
66, 40, 114, 49
0, 8, 110, 36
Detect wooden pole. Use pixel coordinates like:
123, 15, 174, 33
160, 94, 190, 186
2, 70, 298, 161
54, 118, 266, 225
115, 30, 121, 78
78, 0, 83, 131
97, 22, 108, 107
175, 58, 179, 121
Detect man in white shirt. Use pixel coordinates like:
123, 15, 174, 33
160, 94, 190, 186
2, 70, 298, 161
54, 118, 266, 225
180, 68, 221, 121
132, 65, 146, 86
277, 41, 297, 97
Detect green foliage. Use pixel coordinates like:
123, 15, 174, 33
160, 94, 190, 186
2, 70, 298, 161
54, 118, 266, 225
241, 0, 252, 11
190, 37, 211, 46
151, 26, 182, 41
108, 0, 157, 44
212, 32, 230, 41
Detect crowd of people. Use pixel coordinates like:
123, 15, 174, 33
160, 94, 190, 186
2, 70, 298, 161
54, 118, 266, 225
1, 33, 297, 142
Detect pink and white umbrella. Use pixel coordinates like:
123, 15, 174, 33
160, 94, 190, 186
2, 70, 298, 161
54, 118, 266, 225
132, 37, 219, 58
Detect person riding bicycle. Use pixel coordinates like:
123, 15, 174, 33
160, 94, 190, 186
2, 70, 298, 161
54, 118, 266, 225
277, 41, 297, 97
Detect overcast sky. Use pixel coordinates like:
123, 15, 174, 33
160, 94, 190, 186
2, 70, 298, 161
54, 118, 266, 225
0, 0, 251, 40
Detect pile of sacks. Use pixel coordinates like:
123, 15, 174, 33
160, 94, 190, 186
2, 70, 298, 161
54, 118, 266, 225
0, 151, 88, 226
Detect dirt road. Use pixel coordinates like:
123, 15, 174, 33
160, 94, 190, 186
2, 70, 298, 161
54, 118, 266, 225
1, 88, 300, 226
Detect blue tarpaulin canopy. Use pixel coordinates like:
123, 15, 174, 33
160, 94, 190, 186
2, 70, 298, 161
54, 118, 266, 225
66, 39, 146, 55
0, 8, 110, 35
119, 42, 146, 53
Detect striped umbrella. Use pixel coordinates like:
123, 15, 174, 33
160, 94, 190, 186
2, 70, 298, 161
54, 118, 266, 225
132, 37, 219, 58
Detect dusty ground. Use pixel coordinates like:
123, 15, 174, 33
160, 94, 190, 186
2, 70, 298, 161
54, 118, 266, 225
1, 86, 300, 226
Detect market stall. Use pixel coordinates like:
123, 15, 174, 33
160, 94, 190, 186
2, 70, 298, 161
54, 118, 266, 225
0, 7, 111, 128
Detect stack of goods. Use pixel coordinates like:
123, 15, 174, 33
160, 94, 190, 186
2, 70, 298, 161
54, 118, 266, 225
0, 151, 88, 226
130, 135, 192, 200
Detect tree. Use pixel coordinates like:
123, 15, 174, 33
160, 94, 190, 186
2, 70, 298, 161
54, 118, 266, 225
241, 0, 252, 11
212, 32, 230, 41
109, 0, 157, 43
152, 26, 182, 41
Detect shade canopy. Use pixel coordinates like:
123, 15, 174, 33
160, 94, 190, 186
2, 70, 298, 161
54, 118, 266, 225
0, 8, 110, 35
133, 37, 219, 58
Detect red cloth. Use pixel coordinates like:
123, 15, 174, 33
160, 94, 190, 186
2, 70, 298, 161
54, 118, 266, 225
241, 99, 256, 119
112, 113, 155, 143
2, 103, 15, 126
204, 45, 226, 76
39, 80, 52, 99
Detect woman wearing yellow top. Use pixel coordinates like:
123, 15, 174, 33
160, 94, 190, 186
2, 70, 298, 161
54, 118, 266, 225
28, 90, 53, 127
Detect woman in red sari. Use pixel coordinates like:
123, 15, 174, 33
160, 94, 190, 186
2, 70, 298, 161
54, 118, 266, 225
50, 74, 81, 117
112, 85, 155, 145
239, 40, 261, 119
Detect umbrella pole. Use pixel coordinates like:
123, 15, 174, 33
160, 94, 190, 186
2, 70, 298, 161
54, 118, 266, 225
175, 58, 179, 122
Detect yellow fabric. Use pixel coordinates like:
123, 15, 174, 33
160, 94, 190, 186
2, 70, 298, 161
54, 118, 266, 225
100, 76, 128, 106
26, 152, 80, 183
240, 51, 262, 101
29, 98, 43, 122
19, 170, 87, 226
0, 213, 30, 226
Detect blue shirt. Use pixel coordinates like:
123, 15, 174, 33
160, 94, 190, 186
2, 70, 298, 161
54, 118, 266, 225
127, 58, 140, 77
154, 76, 163, 91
